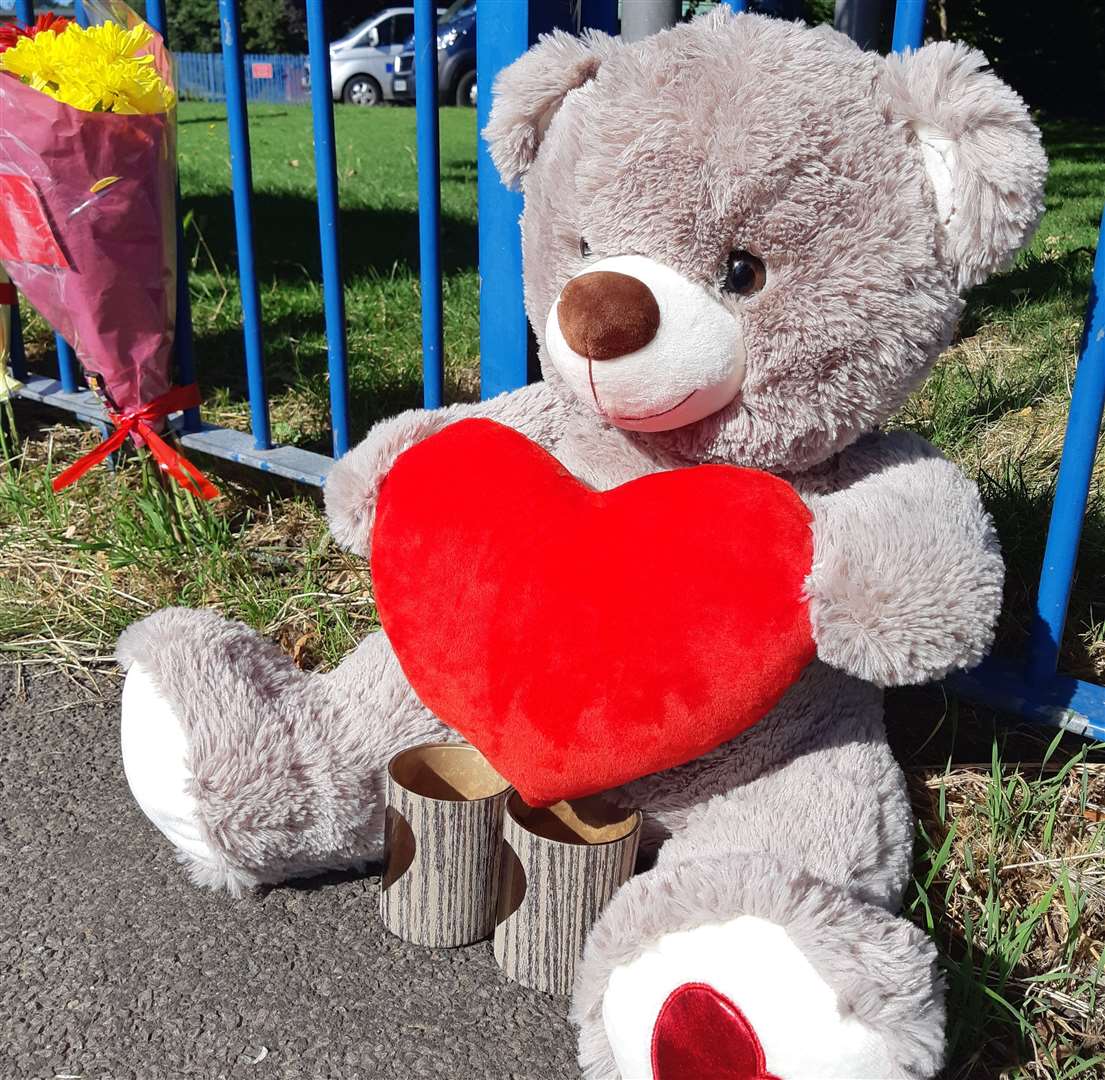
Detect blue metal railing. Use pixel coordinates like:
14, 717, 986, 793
474, 0, 530, 398
147, 0, 202, 434
306, 0, 352, 454
217, 0, 270, 451
5, 0, 1104, 737
1026, 212, 1105, 686
13, 0, 79, 394
175, 52, 311, 105
887, 0, 1105, 739
414, 0, 444, 410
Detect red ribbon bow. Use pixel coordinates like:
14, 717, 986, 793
52, 383, 219, 501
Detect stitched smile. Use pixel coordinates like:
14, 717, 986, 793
605, 390, 697, 423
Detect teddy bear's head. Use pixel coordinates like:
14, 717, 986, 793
484, 10, 1047, 473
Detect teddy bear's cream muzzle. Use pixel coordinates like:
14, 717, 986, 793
545, 254, 746, 432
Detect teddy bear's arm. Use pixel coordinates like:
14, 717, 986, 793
324, 381, 572, 556
803, 430, 1004, 687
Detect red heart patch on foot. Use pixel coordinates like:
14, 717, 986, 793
371, 419, 815, 806
651, 982, 780, 1080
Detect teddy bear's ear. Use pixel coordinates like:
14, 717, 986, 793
483, 29, 615, 190
880, 42, 1048, 291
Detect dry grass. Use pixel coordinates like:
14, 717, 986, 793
901, 724, 1105, 1078
0, 415, 377, 675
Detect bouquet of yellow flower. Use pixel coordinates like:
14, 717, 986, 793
0, 0, 216, 497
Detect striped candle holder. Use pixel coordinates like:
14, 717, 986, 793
494, 792, 641, 996
380, 742, 511, 948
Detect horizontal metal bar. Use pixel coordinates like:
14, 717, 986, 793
15, 375, 106, 425
178, 425, 333, 487
948, 656, 1105, 742
13, 372, 332, 487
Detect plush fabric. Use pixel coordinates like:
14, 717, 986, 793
116, 10, 1047, 1078
371, 418, 815, 805
117, 610, 445, 895
557, 269, 661, 359
508, 13, 1044, 476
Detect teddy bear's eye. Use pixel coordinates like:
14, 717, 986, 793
722, 250, 767, 296
579, 237, 592, 258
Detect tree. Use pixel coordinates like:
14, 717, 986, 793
241, 0, 306, 53
931, 0, 1105, 119
168, 0, 389, 54
167, 0, 218, 52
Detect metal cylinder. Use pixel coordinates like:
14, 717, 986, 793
217, 0, 272, 449
619, 0, 681, 43
890, 0, 926, 52
834, 0, 883, 50
305, 0, 351, 456
414, 0, 444, 410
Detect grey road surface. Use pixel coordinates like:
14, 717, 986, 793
1, 666, 580, 1080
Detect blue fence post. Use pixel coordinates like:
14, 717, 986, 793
476, 1, 580, 399
218, 0, 272, 450
891, 0, 926, 52
305, 0, 352, 457
15, 0, 80, 393
476, 2, 530, 399
146, 0, 202, 433
415, 0, 444, 410
580, 0, 619, 33
145, 0, 166, 35
1025, 204, 1105, 683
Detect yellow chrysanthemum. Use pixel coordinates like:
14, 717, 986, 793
0, 20, 174, 114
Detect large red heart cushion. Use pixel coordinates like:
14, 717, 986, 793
371, 418, 815, 806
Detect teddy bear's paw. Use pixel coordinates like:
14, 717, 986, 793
600, 915, 899, 1080
120, 663, 215, 866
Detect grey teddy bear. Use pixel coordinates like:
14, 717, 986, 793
117, 11, 1047, 1078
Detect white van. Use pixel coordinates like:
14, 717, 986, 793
305, 7, 440, 106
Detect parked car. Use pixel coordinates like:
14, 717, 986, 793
303, 7, 441, 106
391, 0, 476, 108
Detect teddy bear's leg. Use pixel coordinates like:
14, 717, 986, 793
573, 695, 944, 1080
118, 607, 445, 894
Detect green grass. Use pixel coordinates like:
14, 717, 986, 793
4, 105, 1104, 1077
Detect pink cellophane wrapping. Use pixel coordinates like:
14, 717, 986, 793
0, 8, 177, 418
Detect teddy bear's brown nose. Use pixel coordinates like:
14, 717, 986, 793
556, 271, 661, 360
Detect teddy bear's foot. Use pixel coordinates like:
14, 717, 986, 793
117, 608, 443, 894
121, 662, 216, 867
600, 915, 896, 1079
573, 852, 944, 1080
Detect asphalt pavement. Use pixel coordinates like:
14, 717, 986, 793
1, 665, 580, 1080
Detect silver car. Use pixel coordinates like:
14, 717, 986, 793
317, 7, 433, 106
